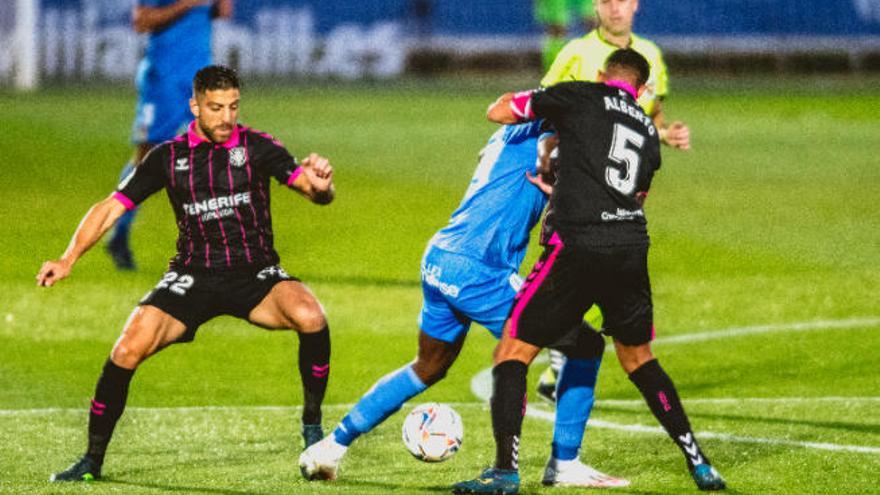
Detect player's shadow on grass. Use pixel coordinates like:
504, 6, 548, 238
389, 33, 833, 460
340, 479, 449, 492
102, 447, 287, 494
106, 479, 259, 495
598, 404, 880, 435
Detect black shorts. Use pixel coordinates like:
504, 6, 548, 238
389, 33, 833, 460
548, 321, 606, 360
509, 236, 653, 347
140, 264, 299, 342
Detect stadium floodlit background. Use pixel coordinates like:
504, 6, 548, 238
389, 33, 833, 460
1, 1, 879, 494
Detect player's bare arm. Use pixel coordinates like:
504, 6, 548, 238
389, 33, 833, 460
651, 100, 690, 150
37, 195, 127, 287
487, 93, 518, 124
487, 90, 537, 125
132, 0, 213, 33
536, 133, 558, 174
291, 153, 335, 205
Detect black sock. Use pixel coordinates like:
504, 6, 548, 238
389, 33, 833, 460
629, 359, 709, 470
298, 326, 330, 426
86, 358, 135, 465
491, 360, 528, 471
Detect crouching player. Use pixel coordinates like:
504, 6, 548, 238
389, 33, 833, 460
299, 121, 628, 489
40, 65, 335, 482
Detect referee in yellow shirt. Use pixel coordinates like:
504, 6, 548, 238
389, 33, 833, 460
542, 0, 690, 150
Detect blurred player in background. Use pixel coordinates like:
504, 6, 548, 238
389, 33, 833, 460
300, 121, 628, 489
41, 65, 335, 482
107, 0, 233, 270
535, 0, 596, 71
537, 0, 691, 402
453, 49, 724, 494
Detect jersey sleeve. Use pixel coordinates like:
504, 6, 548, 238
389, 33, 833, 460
250, 132, 302, 187
503, 120, 545, 144
531, 82, 584, 121
115, 145, 167, 209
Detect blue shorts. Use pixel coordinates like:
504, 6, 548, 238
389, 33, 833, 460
418, 246, 523, 343
131, 60, 199, 144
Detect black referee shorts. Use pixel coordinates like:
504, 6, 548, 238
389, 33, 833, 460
139, 264, 300, 342
509, 236, 653, 348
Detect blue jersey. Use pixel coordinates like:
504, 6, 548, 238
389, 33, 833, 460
141, 0, 213, 73
428, 121, 550, 272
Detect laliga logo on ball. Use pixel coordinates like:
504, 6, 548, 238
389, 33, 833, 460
402, 403, 463, 462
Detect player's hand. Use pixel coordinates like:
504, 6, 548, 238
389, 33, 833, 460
301, 153, 333, 192
300, 153, 335, 204
525, 171, 553, 196
663, 121, 690, 150
36, 259, 72, 287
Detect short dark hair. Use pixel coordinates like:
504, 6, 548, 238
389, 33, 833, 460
604, 49, 651, 88
193, 65, 240, 95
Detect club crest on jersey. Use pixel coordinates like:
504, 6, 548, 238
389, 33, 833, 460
174, 158, 189, 171
229, 147, 246, 168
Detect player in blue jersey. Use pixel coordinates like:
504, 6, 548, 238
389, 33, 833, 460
299, 122, 628, 488
106, 0, 233, 270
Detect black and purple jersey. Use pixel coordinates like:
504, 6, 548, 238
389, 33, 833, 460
115, 122, 303, 271
529, 81, 662, 248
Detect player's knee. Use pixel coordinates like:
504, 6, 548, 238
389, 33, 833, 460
495, 331, 544, 365
110, 340, 148, 369
412, 356, 450, 386
615, 341, 654, 374
290, 302, 327, 333
493, 350, 514, 365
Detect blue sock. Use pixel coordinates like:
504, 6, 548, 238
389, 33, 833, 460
110, 162, 137, 245
552, 357, 601, 461
333, 364, 427, 446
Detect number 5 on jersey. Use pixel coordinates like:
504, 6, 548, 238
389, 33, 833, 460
606, 123, 645, 196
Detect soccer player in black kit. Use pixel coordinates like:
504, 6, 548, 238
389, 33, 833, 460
37, 65, 335, 482
453, 50, 726, 494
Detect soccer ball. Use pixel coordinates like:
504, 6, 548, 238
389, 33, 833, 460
401, 403, 463, 462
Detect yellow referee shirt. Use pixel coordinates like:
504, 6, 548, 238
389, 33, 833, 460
541, 29, 668, 117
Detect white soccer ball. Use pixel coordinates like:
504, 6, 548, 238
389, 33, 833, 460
401, 403, 463, 462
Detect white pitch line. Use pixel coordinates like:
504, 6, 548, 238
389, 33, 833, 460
470, 317, 880, 456
0, 402, 488, 417
525, 407, 880, 455
651, 316, 880, 346
597, 397, 880, 407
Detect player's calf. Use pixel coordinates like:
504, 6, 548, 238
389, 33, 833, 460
627, 357, 725, 490
297, 326, 330, 435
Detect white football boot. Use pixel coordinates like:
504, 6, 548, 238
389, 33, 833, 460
298, 435, 348, 481
542, 457, 630, 488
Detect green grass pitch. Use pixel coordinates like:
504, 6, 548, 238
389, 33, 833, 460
0, 75, 878, 494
